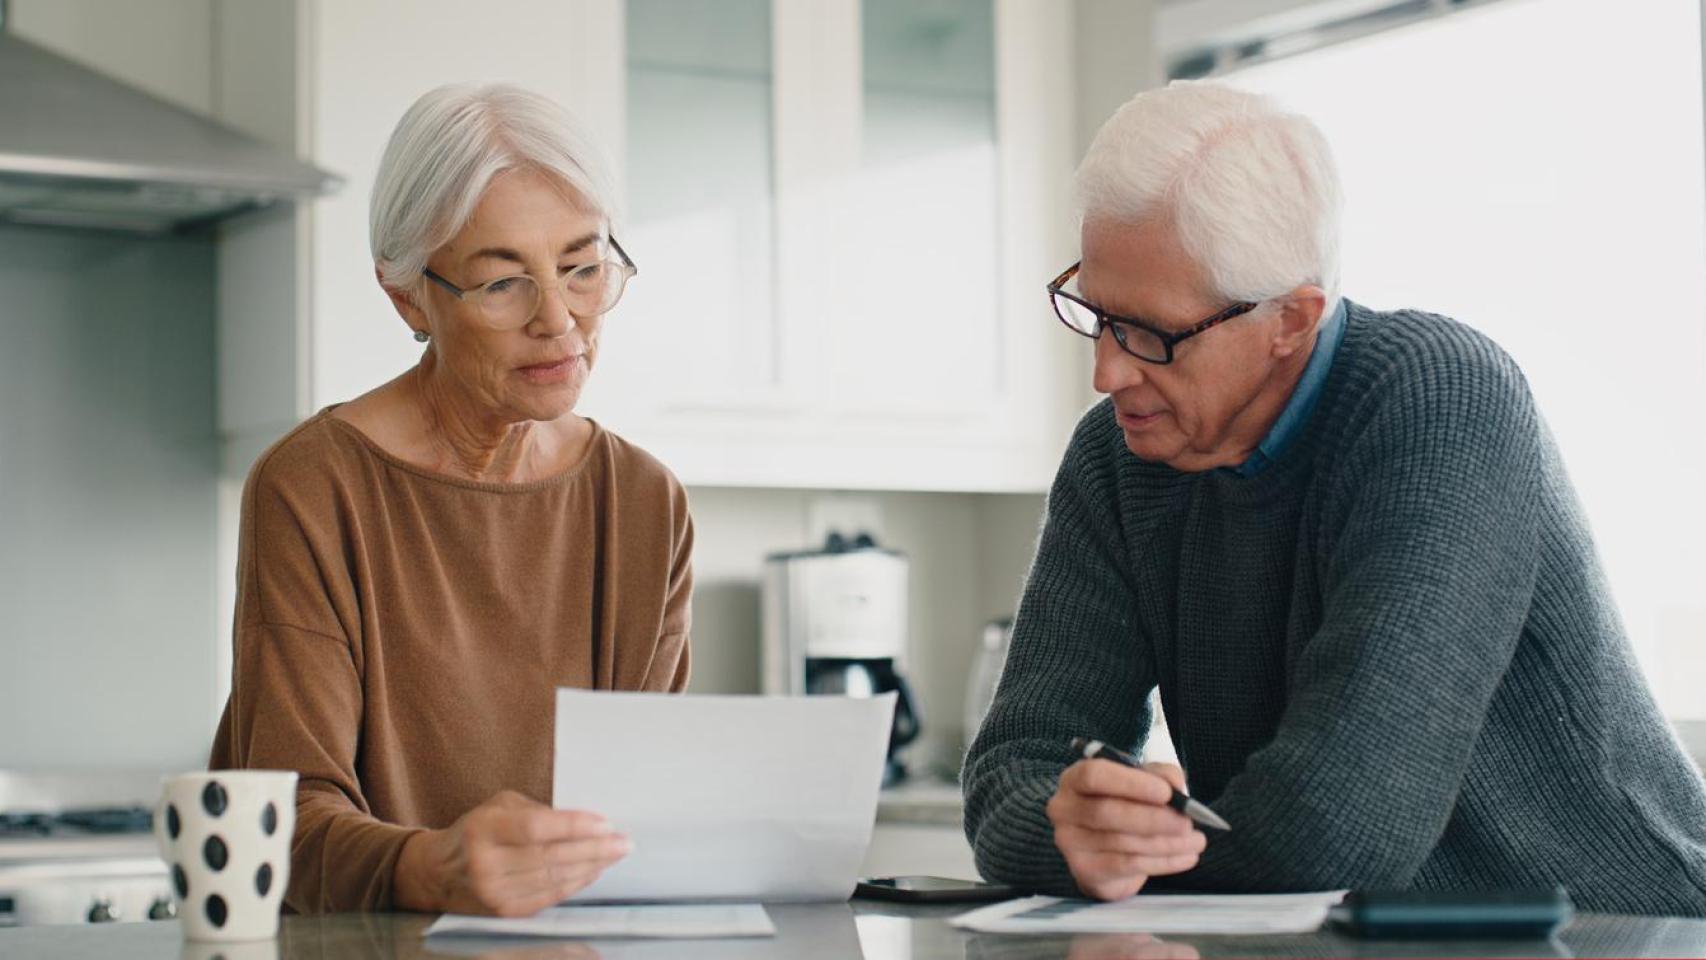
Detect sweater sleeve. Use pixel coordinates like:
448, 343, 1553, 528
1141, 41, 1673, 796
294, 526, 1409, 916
961, 410, 1159, 895
658, 480, 695, 693
1155, 336, 1545, 892
213, 622, 422, 913
209, 456, 421, 914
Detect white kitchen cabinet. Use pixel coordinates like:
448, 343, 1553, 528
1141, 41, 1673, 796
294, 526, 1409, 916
237, 0, 1082, 493
8, 0, 216, 116
600, 0, 781, 421
586, 0, 1084, 491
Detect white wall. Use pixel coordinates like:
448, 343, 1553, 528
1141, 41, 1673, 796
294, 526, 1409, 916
1224, 0, 1706, 722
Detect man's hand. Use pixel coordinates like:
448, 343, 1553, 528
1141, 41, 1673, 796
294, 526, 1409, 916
1047, 759, 1207, 900
394, 790, 629, 916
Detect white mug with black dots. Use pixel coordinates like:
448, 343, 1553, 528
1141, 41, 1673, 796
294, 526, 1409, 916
155, 771, 297, 941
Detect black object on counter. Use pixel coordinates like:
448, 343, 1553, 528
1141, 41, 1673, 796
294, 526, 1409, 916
1329, 887, 1574, 939
855, 876, 1016, 904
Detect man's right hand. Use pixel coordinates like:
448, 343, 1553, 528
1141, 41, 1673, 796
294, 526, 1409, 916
1047, 759, 1208, 900
393, 790, 630, 916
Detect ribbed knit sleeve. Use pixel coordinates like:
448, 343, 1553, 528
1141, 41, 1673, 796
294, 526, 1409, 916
1152, 321, 1544, 892
961, 407, 1159, 895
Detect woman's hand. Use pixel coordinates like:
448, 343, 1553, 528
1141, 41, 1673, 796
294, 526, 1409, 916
393, 790, 629, 916
1047, 760, 1207, 901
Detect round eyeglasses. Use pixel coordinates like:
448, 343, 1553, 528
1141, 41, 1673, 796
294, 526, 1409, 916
422, 236, 637, 331
1047, 261, 1258, 364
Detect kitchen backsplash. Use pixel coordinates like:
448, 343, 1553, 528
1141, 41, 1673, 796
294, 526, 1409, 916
0, 223, 220, 771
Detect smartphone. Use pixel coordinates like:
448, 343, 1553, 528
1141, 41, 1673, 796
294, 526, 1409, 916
854, 875, 1017, 904
1329, 887, 1574, 939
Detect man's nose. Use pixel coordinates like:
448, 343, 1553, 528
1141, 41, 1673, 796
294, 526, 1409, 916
1091, 330, 1146, 395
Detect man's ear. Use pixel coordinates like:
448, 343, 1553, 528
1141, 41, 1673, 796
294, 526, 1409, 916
376, 265, 430, 334
1272, 285, 1327, 359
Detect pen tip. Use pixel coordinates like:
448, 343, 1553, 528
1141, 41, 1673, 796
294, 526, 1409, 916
1187, 799, 1232, 832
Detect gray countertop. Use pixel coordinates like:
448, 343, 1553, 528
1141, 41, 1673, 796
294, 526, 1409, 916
876, 776, 964, 826
5, 902, 1706, 959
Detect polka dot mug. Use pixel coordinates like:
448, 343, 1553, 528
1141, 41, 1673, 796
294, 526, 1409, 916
155, 771, 296, 941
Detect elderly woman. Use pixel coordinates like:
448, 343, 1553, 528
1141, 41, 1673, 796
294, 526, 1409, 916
210, 83, 691, 917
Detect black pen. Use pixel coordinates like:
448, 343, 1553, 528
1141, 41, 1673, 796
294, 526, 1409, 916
1069, 736, 1232, 832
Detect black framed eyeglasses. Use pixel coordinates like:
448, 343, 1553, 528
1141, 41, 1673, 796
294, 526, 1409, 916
1047, 261, 1259, 364
423, 235, 637, 331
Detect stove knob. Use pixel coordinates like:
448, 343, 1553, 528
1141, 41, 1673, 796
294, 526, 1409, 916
148, 897, 177, 920
87, 899, 120, 923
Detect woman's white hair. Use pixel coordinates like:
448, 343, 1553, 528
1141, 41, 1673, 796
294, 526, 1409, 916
370, 82, 617, 293
1075, 80, 1342, 310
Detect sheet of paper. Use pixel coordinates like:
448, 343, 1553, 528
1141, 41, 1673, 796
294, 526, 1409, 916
553, 689, 895, 902
951, 891, 1348, 935
425, 903, 775, 939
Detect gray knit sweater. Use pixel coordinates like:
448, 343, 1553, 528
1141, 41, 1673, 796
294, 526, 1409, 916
963, 302, 1706, 916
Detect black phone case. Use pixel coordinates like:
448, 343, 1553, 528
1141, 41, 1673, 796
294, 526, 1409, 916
1331, 887, 1573, 940
853, 877, 1016, 904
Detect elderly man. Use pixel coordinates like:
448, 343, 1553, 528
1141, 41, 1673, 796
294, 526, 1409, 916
962, 81, 1706, 917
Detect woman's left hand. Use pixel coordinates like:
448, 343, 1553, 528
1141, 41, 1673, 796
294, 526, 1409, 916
393, 790, 629, 916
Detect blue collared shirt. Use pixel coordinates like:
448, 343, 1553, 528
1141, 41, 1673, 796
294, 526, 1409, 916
1230, 300, 1347, 478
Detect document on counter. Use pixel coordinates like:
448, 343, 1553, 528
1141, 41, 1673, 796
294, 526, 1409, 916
552, 689, 896, 903
952, 891, 1348, 935
425, 904, 775, 940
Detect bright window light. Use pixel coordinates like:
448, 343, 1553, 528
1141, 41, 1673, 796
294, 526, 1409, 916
1226, 0, 1706, 719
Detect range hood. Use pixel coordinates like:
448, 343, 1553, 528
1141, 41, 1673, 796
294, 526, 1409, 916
0, 27, 339, 234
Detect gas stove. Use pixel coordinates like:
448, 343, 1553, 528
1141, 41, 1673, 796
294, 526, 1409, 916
0, 770, 174, 927
0, 806, 156, 836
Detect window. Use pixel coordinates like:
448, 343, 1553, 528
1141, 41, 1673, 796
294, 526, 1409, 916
1225, 0, 1706, 720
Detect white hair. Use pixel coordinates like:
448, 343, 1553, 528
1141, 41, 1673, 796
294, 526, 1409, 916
370, 82, 617, 293
1075, 80, 1342, 310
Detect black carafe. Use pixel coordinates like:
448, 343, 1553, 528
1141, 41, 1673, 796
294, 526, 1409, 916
805, 657, 922, 785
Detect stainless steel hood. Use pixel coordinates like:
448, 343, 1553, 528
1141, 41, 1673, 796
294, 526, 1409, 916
0, 24, 339, 234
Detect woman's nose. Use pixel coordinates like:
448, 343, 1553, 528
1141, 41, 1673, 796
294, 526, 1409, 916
529, 280, 576, 338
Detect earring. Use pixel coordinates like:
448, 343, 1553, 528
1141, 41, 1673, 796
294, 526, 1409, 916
413, 329, 430, 343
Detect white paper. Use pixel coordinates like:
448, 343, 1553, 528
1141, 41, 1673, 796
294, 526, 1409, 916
552, 689, 895, 902
425, 904, 774, 940
951, 891, 1348, 935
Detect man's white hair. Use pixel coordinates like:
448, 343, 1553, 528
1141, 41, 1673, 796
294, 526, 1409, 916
1075, 80, 1342, 310
370, 82, 617, 294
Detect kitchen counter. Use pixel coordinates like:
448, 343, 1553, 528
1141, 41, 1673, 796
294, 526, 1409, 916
5, 902, 1706, 959
876, 776, 964, 827
869, 777, 976, 878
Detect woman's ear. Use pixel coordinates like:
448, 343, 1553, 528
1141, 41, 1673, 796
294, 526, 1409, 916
376, 265, 429, 334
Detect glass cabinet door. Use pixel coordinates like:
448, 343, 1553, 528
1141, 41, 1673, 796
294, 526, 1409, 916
833, 0, 1001, 414
604, 0, 777, 409
602, 0, 1051, 488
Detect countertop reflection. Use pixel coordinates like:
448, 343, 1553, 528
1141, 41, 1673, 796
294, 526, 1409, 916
4, 901, 1706, 959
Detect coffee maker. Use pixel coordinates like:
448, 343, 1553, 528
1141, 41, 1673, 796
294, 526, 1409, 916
762, 532, 921, 785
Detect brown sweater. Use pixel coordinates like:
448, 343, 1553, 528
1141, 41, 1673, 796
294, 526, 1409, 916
209, 411, 693, 914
